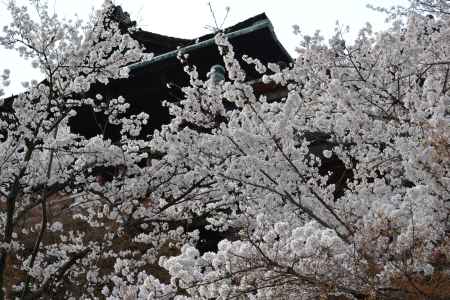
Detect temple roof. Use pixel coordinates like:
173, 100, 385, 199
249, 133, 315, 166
128, 13, 292, 74
1, 10, 293, 141
69, 12, 293, 140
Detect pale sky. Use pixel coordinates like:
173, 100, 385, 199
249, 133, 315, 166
0, 0, 409, 96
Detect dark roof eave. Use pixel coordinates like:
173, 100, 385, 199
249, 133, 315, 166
128, 18, 292, 72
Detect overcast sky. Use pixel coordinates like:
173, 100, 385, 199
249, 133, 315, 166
1, 0, 409, 96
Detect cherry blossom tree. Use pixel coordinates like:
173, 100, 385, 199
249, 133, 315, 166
0, 1, 240, 299
0, 0, 151, 298
1, 0, 449, 299
139, 1, 450, 299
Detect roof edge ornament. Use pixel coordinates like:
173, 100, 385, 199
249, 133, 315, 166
207, 65, 226, 84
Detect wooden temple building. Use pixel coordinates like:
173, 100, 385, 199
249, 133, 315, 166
70, 7, 293, 140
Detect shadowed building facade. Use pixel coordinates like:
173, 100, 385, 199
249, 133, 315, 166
69, 8, 293, 140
